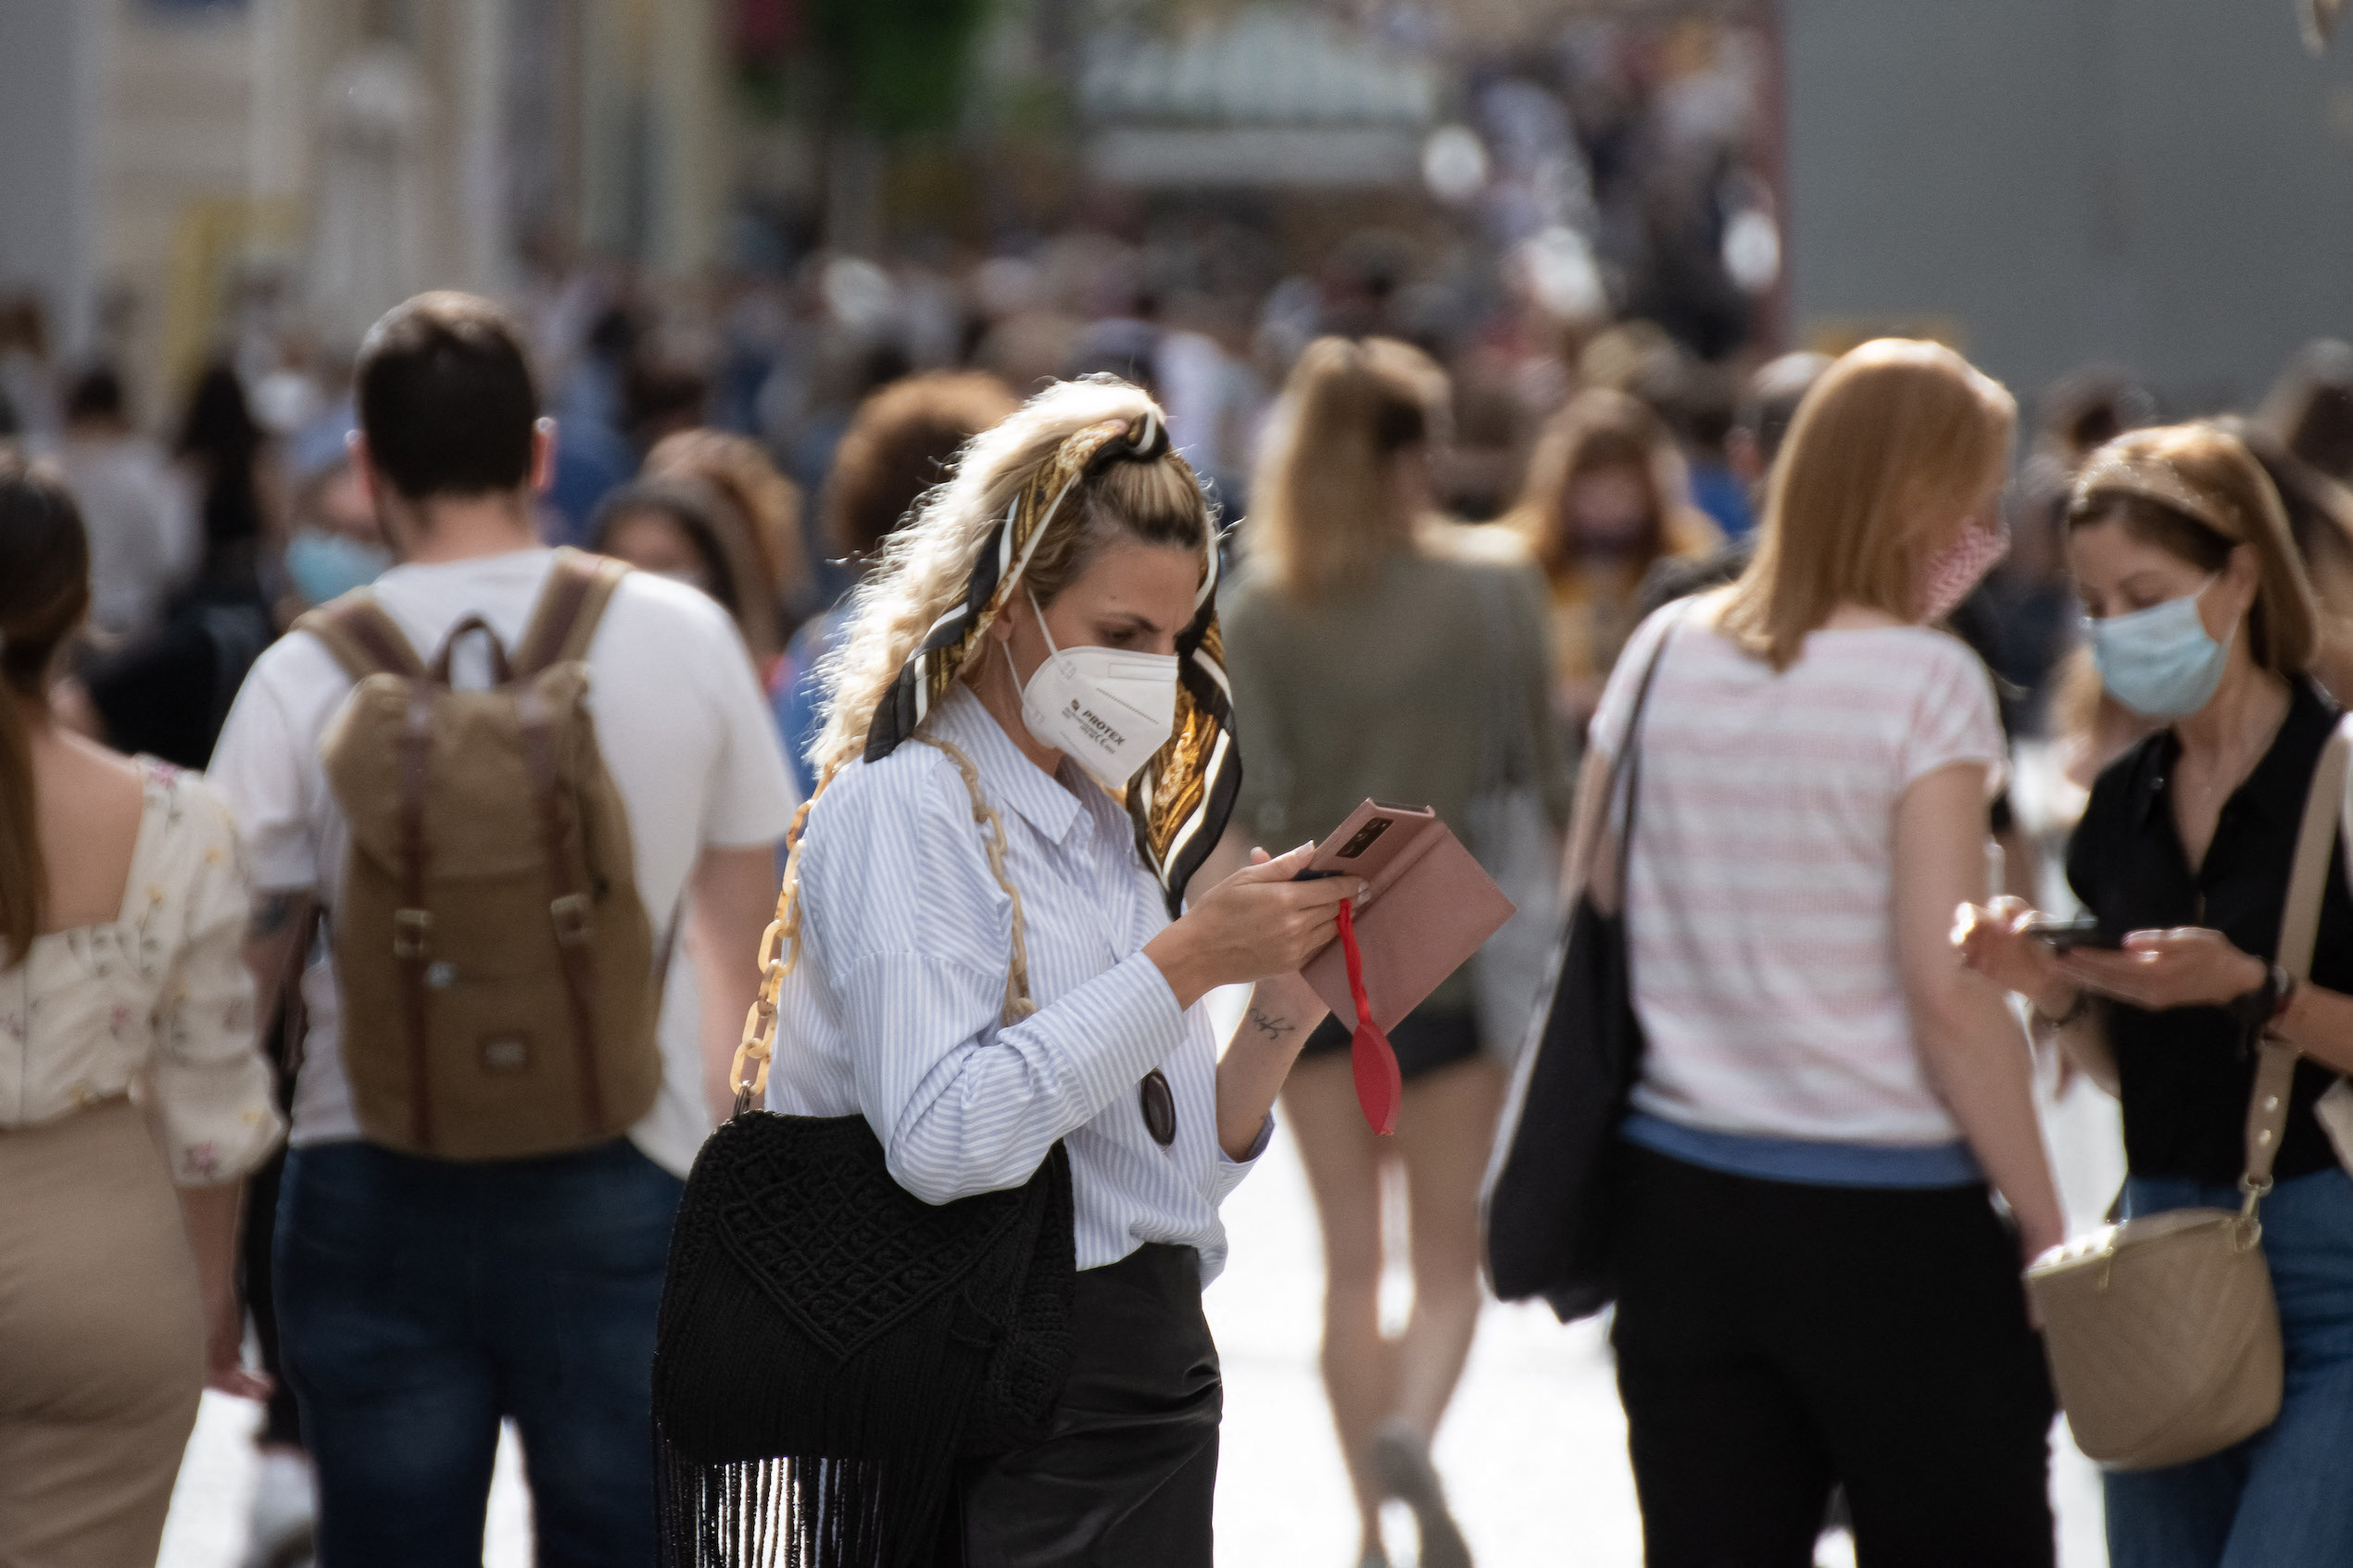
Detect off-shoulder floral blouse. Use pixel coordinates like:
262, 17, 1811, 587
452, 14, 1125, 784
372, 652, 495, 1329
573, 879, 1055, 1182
1, 760, 283, 1185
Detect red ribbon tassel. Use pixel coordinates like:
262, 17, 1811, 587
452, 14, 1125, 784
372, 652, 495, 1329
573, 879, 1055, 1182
1334, 899, 1402, 1135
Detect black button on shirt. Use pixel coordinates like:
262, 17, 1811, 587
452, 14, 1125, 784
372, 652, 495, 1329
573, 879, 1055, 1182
2066, 680, 2351, 1185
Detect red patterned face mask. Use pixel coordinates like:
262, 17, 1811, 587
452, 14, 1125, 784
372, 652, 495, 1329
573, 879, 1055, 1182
1916, 513, 2010, 623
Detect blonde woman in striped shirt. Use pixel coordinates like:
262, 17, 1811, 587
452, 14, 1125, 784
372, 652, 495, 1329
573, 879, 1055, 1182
1584, 340, 2066, 1568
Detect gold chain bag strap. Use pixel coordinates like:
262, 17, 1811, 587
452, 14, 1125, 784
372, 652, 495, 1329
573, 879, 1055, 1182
2024, 719, 2349, 1471
728, 736, 1033, 1115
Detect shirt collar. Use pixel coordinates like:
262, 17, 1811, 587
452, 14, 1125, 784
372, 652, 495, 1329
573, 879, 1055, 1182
930, 684, 1087, 844
2130, 678, 2336, 834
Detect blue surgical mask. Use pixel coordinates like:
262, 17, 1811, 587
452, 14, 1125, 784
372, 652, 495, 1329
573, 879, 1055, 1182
2084, 576, 2232, 719
285, 529, 391, 607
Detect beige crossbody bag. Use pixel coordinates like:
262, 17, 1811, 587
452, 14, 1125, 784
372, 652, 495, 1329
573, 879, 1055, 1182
2024, 717, 2350, 1471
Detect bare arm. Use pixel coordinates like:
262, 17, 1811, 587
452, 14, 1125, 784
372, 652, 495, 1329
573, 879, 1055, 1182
1214, 970, 1332, 1160
687, 844, 785, 1123
177, 1180, 269, 1399
1895, 763, 2066, 1260
242, 888, 314, 1029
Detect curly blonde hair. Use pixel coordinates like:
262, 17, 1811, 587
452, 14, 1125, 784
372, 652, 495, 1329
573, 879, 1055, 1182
810, 376, 1208, 781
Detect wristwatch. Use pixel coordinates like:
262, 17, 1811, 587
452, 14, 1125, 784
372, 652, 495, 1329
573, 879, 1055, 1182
2227, 962, 2296, 1045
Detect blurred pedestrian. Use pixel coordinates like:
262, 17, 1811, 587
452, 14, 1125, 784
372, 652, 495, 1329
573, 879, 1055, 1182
56, 364, 195, 635
1726, 351, 1836, 509
177, 359, 272, 596
0, 295, 62, 449
72, 363, 280, 767
1635, 350, 1832, 618
1598, 340, 2064, 1567
275, 407, 385, 614
2256, 338, 2353, 489
2221, 413, 2353, 701
591, 477, 782, 669
760, 376, 1355, 1566
0, 454, 283, 1564
207, 292, 796, 1566
771, 370, 1017, 795
643, 427, 817, 638
1959, 423, 2353, 1568
1221, 336, 1573, 1568
1506, 387, 1720, 734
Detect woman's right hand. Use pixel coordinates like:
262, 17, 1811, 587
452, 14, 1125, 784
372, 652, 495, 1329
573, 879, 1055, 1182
1145, 844, 1364, 1010
1952, 896, 2074, 1019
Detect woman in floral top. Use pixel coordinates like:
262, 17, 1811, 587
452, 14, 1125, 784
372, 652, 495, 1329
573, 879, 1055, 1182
0, 455, 283, 1564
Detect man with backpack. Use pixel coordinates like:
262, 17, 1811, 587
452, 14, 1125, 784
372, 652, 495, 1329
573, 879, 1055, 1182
208, 292, 797, 1564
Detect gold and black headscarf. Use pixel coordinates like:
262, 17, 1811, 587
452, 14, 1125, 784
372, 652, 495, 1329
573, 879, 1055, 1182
862, 412, 1239, 916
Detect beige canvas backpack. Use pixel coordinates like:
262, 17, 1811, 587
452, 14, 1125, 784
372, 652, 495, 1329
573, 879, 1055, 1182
296, 548, 664, 1160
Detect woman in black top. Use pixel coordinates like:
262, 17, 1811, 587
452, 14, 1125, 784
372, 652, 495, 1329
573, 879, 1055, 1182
1960, 423, 2353, 1568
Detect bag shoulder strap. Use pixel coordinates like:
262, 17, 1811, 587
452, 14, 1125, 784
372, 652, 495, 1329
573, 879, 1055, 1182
915, 735, 1037, 1026
2244, 714, 2353, 1196
295, 592, 424, 683
722, 734, 1038, 1117
514, 547, 628, 675
1604, 605, 1687, 877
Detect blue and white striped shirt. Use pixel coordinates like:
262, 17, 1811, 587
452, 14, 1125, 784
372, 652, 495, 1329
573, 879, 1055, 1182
765, 684, 1266, 1281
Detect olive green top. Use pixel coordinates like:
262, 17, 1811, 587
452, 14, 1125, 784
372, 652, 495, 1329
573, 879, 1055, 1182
1219, 539, 1574, 1015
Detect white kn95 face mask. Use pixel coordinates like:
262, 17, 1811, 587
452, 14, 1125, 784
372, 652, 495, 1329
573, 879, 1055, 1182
1006, 590, 1180, 790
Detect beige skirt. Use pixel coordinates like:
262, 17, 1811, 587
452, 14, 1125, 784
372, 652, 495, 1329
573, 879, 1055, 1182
0, 1098, 206, 1566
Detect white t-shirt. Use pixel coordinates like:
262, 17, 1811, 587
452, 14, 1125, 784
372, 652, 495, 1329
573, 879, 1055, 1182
208, 547, 799, 1177
1590, 608, 2006, 1145
59, 434, 196, 634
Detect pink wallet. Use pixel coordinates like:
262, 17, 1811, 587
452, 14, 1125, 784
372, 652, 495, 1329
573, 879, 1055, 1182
1299, 800, 1517, 1034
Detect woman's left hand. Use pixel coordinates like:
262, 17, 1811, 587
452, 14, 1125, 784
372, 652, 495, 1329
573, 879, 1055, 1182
2059, 927, 2267, 1012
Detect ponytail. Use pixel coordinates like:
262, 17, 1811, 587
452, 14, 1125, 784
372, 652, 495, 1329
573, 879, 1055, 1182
0, 453, 94, 967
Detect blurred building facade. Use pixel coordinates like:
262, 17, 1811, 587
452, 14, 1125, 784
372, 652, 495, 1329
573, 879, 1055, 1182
0, 0, 732, 418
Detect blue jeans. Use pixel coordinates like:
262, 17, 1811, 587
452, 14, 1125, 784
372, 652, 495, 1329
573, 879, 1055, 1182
2104, 1166, 2353, 1568
273, 1136, 685, 1567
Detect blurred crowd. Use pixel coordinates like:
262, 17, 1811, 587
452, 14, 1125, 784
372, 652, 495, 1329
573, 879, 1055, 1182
11, 212, 2353, 816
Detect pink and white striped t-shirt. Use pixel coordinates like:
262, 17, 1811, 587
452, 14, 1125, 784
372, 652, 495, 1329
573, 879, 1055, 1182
1589, 606, 2005, 1145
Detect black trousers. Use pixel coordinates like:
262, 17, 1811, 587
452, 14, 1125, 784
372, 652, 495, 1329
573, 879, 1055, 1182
1611, 1144, 2056, 1568
940, 1243, 1220, 1568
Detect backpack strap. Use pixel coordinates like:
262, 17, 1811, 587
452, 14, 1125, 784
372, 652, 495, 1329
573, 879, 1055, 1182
293, 592, 426, 683
514, 677, 609, 1138
395, 684, 437, 1149
514, 548, 628, 676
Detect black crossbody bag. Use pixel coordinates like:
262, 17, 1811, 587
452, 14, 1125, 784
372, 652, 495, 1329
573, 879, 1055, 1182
1483, 615, 1677, 1322
652, 738, 1076, 1568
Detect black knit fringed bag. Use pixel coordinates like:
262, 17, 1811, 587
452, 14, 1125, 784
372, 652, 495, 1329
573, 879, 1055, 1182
652, 735, 1076, 1568
651, 1114, 1074, 1568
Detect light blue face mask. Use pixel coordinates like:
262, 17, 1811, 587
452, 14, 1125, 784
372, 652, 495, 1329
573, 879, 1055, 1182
285, 530, 391, 607
2084, 575, 2232, 719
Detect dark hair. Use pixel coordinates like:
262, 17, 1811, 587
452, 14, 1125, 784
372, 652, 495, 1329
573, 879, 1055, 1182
65, 365, 125, 424
178, 361, 265, 547
825, 372, 1020, 562
2261, 339, 2353, 484
1737, 351, 1834, 468
355, 292, 539, 500
0, 455, 93, 964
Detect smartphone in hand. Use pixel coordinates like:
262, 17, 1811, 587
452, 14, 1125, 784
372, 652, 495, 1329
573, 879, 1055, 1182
2020, 914, 2120, 952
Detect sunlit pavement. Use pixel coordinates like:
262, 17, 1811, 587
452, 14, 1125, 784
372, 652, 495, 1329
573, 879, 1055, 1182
160, 1046, 2122, 1568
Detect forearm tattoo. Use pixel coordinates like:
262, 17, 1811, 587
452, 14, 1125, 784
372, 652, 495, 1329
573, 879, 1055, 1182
1248, 1007, 1298, 1044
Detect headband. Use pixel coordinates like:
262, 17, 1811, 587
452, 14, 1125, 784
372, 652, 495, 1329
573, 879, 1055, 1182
2071, 448, 2245, 544
862, 411, 1239, 917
